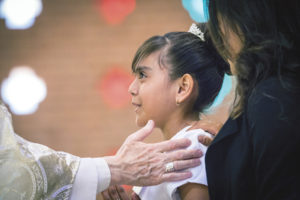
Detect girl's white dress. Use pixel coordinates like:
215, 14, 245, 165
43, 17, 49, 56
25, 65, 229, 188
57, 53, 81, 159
133, 126, 210, 200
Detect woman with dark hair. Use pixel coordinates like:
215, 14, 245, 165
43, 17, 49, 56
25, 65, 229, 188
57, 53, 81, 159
205, 0, 300, 199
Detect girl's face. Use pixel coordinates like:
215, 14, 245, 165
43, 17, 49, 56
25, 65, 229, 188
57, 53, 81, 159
128, 51, 178, 128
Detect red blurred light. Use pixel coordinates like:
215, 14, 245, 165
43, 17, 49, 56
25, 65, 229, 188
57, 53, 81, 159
96, 0, 136, 25
97, 66, 133, 109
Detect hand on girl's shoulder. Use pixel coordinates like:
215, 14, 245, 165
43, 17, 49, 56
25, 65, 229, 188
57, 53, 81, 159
188, 119, 223, 146
189, 119, 223, 136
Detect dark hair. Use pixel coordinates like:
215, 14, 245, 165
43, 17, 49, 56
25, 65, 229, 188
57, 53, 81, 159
132, 23, 229, 113
208, 0, 300, 118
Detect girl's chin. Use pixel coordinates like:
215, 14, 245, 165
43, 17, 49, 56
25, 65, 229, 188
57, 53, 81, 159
136, 118, 148, 127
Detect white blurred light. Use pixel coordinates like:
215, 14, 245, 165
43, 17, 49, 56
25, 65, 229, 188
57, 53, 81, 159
0, 0, 42, 29
1, 66, 47, 115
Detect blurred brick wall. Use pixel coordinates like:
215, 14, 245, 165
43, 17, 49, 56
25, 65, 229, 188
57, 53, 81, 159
0, 0, 193, 156
0, 0, 233, 198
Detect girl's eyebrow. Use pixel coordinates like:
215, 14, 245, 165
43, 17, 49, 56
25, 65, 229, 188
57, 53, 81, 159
134, 66, 152, 73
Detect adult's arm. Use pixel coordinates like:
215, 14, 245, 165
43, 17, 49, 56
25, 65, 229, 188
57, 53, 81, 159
70, 120, 203, 199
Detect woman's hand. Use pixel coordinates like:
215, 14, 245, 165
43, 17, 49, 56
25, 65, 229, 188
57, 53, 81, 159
101, 185, 130, 200
189, 119, 223, 146
131, 193, 141, 200
101, 185, 141, 200
104, 120, 203, 186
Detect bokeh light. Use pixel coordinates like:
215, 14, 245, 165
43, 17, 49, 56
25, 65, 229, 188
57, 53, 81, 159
0, 0, 42, 29
97, 67, 133, 109
95, 0, 135, 25
1, 66, 47, 115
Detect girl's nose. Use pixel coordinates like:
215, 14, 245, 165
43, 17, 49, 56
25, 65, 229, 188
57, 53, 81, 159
128, 79, 138, 96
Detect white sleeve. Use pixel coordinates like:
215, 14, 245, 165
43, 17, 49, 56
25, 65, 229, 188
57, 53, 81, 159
167, 132, 208, 197
70, 158, 111, 200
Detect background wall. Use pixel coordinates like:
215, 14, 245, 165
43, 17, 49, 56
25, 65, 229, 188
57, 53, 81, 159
0, 0, 233, 198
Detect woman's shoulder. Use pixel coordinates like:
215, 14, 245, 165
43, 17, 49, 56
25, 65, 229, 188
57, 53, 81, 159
249, 76, 299, 105
253, 77, 285, 94
247, 76, 300, 125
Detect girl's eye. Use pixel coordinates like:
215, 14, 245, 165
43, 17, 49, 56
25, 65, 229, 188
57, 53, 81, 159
138, 71, 146, 79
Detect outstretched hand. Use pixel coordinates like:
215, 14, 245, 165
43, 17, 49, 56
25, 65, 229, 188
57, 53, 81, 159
104, 120, 203, 186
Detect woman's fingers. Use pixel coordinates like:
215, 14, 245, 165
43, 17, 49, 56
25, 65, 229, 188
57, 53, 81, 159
198, 134, 214, 146
102, 185, 130, 200
190, 119, 222, 136
108, 186, 121, 199
116, 185, 130, 200
101, 189, 111, 200
131, 192, 141, 200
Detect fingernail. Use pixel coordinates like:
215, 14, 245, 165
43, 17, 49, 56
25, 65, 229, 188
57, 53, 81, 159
147, 120, 154, 127
144, 120, 154, 130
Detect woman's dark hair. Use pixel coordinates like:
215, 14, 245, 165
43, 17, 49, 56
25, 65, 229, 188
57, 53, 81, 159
132, 23, 229, 113
208, 0, 300, 118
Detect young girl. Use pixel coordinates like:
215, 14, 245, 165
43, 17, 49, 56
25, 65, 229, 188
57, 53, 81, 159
129, 23, 229, 200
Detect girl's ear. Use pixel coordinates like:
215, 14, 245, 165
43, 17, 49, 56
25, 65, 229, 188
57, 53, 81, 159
175, 74, 195, 105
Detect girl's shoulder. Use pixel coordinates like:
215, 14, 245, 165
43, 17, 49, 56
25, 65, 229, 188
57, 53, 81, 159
172, 126, 209, 151
172, 126, 209, 140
